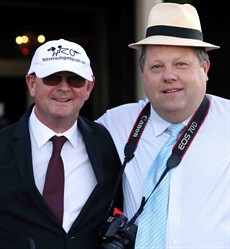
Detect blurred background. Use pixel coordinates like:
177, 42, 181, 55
0, 0, 229, 128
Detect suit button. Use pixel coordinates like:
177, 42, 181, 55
66, 234, 75, 241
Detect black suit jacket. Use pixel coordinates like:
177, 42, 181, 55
0, 105, 123, 249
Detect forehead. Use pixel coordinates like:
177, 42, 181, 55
146, 45, 196, 55
145, 45, 197, 63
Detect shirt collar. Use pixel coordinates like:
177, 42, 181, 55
149, 104, 189, 136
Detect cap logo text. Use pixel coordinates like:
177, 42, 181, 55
42, 45, 87, 65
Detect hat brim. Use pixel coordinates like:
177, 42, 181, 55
128, 36, 220, 51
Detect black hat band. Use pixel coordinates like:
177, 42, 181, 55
146, 25, 203, 41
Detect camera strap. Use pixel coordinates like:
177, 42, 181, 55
124, 102, 151, 159
127, 95, 210, 227
107, 96, 210, 226
107, 102, 151, 215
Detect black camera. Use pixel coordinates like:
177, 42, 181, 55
100, 214, 137, 249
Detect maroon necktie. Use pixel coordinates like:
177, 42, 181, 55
43, 135, 67, 223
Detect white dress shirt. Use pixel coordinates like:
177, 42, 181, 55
29, 107, 97, 232
96, 94, 230, 248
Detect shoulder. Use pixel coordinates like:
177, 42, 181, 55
0, 123, 15, 142
78, 116, 111, 136
96, 99, 149, 123
205, 94, 230, 130
206, 94, 230, 111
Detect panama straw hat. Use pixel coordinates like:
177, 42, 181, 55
128, 2, 220, 51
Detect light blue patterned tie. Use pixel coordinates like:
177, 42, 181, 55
135, 123, 185, 249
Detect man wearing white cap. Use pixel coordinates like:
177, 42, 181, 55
97, 3, 229, 249
0, 39, 122, 248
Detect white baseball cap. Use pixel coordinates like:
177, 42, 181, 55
27, 38, 94, 81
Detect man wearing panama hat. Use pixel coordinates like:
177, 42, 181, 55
97, 2, 229, 249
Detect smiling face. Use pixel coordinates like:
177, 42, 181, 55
141, 45, 210, 123
25, 71, 94, 133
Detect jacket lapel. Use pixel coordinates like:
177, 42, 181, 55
78, 117, 104, 183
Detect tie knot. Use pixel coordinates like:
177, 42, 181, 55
168, 123, 185, 137
50, 136, 67, 152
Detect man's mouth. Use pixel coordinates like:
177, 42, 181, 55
163, 88, 182, 93
53, 98, 70, 102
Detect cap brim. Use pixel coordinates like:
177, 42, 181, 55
32, 63, 93, 81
